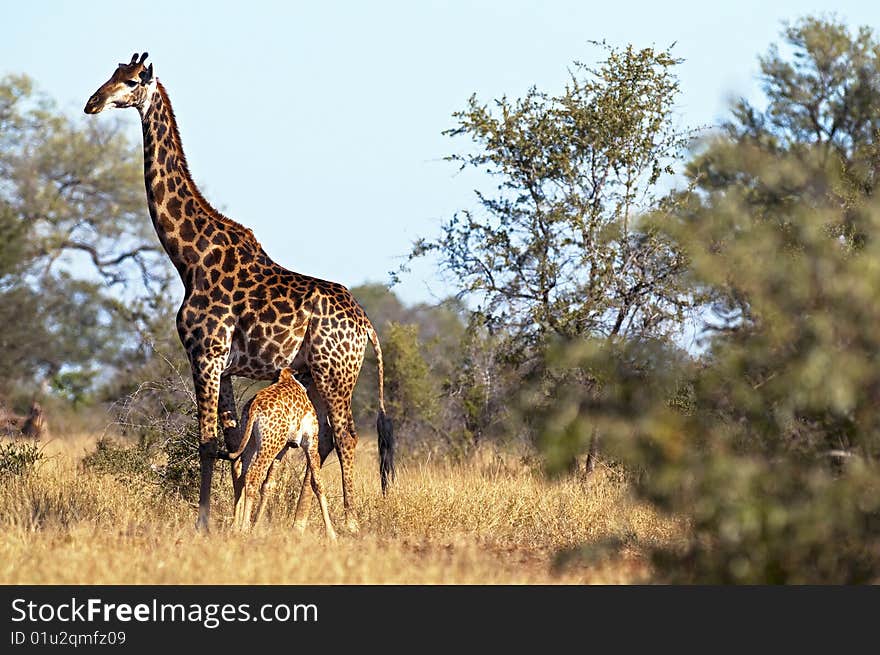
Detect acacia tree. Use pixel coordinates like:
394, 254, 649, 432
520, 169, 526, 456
404, 43, 695, 353
732, 16, 880, 177
382, 322, 441, 439
0, 75, 173, 398
536, 146, 880, 583
533, 16, 880, 583
692, 16, 880, 252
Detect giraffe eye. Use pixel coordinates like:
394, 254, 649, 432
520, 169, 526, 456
124, 80, 139, 88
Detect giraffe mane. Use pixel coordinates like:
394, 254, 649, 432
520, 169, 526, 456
154, 81, 261, 252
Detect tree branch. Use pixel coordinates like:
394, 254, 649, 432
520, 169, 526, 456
59, 241, 161, 270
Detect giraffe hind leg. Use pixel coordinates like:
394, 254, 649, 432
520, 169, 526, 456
237, 420, 275, 533
253, 446, 288, 527
306, 434, 337, 541
326, 404, 359, 533
306, 323, 367, 535
292, 464, 312, 533
293, 383, 334, 530
240, 456, 272, 533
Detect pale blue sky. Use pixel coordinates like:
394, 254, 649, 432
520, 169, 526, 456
4, 1, 880, 305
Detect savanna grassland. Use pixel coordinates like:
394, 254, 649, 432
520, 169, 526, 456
0, 431, 684, 585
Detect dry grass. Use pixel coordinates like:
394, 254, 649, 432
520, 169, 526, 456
0, 432, 686, 584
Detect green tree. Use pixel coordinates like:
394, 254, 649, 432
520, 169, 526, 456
733, 16, 880, 178
534, 17, 880, 582
444, 317, 517, 450
541, 149, 880, 583
403, 43, 694, 352
349, 284, 517, 452
693, 15, 880, 248
382, 322, 441, 441
0, 74, 172, 398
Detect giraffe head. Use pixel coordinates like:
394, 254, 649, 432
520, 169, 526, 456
84, 52, 154, 115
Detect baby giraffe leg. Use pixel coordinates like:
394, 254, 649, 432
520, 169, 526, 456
253, 447, 287, 527
240, 453, 273, 533
307, 438, 337, 541
292, 465, 312, 533
232, 458, 246, 529
233, 455, 250, 531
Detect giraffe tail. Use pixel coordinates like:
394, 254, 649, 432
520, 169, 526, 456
367, 320, 395, 495
224, 406, 258, 461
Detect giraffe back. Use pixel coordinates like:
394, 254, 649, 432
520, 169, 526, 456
236, 369, 318, 461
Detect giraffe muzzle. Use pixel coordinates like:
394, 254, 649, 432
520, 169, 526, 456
84, 94, 104, 114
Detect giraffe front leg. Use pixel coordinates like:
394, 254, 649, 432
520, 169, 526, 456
192, 356, 225, 532
233, 471, 246, 530
219, 374, 241, 449
219, 375, 244, 521
233, 441, 252, 531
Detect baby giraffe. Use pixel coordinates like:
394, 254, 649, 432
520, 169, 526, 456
223, 368, 337, 540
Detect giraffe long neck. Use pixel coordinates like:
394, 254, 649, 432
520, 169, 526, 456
138, 81, 256, 281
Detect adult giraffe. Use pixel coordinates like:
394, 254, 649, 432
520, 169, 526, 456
85, 53, 394, 531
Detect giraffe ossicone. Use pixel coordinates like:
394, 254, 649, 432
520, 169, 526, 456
85, 52, 395, 532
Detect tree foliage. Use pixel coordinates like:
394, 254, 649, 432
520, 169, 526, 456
733, 16, 880, 177
350, 284, 519, 453
404, 43, 695, 352
534, 18, 880, 582
382, 322, 440, 436
537, 152, 880, 582
0, 75, 172, 397
693, 16, 880, 245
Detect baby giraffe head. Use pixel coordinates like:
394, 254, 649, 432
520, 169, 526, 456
84, 52, 154, 115
277, 368, 296, 384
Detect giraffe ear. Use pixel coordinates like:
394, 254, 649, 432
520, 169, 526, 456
139, 63, 154, 84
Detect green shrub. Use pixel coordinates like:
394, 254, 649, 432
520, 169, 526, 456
0, 440, 43, 477
88, 344, 203, 499
81, 436, 154, 478
530, 146, 880, 583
